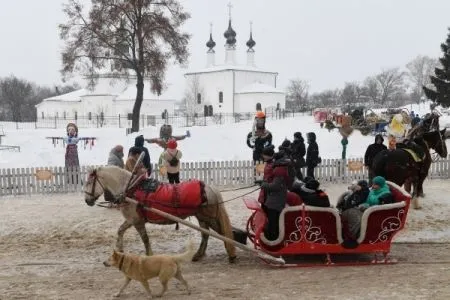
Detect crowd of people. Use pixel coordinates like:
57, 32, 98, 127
102, 111, 397, 244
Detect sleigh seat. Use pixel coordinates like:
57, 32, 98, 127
244, 181, 411, 261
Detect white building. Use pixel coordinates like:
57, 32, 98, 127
35, 74, 176, 120
184, 18, 285, 115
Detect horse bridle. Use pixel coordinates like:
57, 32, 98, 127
84, 170, 106, 200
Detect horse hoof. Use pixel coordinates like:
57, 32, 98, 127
228, 256, 238, 263
192, 253, 204, 262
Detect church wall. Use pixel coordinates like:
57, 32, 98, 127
234, 71, 277, 91
36, 102, 80, 119
234, 93, 286, 113
186, 71, 234, 115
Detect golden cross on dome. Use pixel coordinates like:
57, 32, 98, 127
209, 22, 213, 34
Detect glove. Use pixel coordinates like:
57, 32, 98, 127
185, 130, 191, 138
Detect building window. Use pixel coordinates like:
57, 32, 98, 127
88, 112, 92, 120
197, 93, 201, 104
41, 112, 44, 119
74, 111, 78, 120
208, 105, 213, 116
63, 111, 66, 119
219, 91, 223, 103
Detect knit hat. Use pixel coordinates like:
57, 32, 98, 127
167, 139, 177, 149
262, 145, 275, 157
372, 176, 386, 186
294, 132, 302, 139
305, 179, 320, 190
280, 139, 291, 149
357, 179, 369, 189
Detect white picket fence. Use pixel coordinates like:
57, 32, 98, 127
1, 157, 449, 196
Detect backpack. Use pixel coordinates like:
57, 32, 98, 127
168, 151, 179, 167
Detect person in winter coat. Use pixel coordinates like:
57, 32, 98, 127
107, 145, 125, 168
256, 145, 275, 204
162, 139, 183, 184
129, 135, 152, 176
125, 147, 147, 176
291, 132, 306, 181
246, 111, 273, 162
278, 139, 292, 158
260, 152, 290, 241
306, 132, 320, 179
364, 134, 387, 184
336, 180, 370, 212
359, 176, 392, 210
294, 178, 330, 208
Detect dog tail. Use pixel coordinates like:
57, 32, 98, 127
172, 240, 196, 263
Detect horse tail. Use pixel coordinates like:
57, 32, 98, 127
212, 185, 237, 260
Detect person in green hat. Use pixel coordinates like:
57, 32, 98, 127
359, 176, 393, 210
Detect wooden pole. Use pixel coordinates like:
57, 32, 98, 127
124, 197, 285, 265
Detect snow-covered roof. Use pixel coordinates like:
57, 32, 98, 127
184, 64, 278, 75
235, 82, 285, 94
41, 89, 87, 102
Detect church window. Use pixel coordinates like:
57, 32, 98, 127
74, 111, 78, 120
63, 111, 66, 119
208, 105, 213, 116
41, 112, 44, 119
197, 93, 201, 104
88, 112, 92, 120
219, 91, 223, 103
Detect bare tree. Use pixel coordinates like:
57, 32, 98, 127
0, 76, 33, 122
406, 55, 439, 103
310, 89, 341, 108
59, 0, 190, 132
362, 76, 379, 104
286, 79, 309, 111
374, 68, 406, 105
340, 82, 364, 107
183, 75, 203, 116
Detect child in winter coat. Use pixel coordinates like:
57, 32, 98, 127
359, 176, 393, 210
163, 139, 183, 184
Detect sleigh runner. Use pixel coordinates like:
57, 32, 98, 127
244, 181, 411, 266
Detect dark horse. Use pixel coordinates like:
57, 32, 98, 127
372, 129, 447, 209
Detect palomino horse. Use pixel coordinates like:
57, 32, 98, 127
83, 166, 237, 263
372, 129, 447, 209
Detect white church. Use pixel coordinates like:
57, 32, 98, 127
184, 16, 286, 115
35, 73, 176, 121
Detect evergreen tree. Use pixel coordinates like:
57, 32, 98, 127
423, 28, 450, 108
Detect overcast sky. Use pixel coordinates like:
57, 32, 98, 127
1, 0, 449, 98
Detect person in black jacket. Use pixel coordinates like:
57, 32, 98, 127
294, 178, 330, 207
129, 135, 152, 176
291, 132, 306, 180
364, 134, 387, 184
306, 132, 320, 179
246, 111, 273, 162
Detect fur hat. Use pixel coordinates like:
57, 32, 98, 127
280, 139, 291, 149
262, 145, 275, 157
372, 176, 386, 186
357, 179, 369, 189
305, 179, 320, 191
167, 139, 177, 149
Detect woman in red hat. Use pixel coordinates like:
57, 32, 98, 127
163, 139, 183, 184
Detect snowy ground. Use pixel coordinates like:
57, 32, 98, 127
1, 180, 450, 299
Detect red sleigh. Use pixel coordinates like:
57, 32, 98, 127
244, 181, 411, 267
